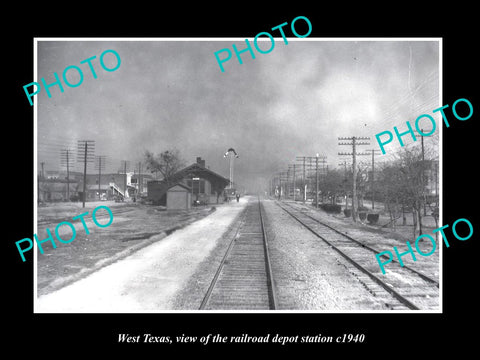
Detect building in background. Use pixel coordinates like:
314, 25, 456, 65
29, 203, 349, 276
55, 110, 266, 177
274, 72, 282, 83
82, 172, 153, 201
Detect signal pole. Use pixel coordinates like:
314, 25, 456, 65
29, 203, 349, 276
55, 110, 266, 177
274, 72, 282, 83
338, 136, 370, 222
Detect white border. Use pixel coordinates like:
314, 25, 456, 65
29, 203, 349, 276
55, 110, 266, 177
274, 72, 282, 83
33, 37, 443, 314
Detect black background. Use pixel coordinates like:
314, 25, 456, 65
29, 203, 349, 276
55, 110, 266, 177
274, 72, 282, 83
6, 5, 478, 355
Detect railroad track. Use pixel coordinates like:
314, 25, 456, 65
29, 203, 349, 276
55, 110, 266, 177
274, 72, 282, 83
199, 198, 277, 310
277, 201, 439, 310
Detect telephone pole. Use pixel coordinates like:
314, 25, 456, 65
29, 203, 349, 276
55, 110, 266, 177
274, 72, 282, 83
121, 160, 129, 200
296, 155, 327, 204
61, 149, 75, 201
293, 164, 296, 201
315, 154, 319, 208
414, 129, 428, 216
95, 155, 107, 200
77, 140, 95, 208
288, 164, 296, 200
338, 136, 370, 222
338, 159, 350, 209
287, 166, 291, 198
278, 171, 288, 200
366, 149, 381, 210
138, 161, 143, 194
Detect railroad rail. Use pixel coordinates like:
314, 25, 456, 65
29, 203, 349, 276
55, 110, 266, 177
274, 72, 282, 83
199, 197, 277, 310
277, 201, 439, 310
281, 201, 439, 287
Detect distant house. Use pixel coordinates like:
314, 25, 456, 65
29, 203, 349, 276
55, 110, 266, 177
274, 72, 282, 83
130, 173, 151, 196
83, 172, 153, 200
147, 157, 230, 206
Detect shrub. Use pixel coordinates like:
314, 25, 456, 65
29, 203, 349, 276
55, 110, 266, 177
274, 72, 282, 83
358, 212, 367, 221
320, 203, 342, 213
344, 208, 352, 217
367, 213, 379, 224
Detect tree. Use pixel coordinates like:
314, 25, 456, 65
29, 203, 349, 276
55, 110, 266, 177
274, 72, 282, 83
397, 148, 426, 237
317, 169, 344, 204
355, 164, 369, 209
144, 149, 185, 183
377, 147, 431, 237
377, 161, 408, 230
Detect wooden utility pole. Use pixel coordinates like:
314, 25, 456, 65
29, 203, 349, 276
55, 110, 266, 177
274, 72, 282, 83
61, 149, 75, 201
418, 129, 426, 216
413, 128, 435, 217
66, 151, 70, 200
302, 157, 306, 202
77, 140, 95, 208
338, 136, 370, 222
296, 155, 327, 205
315, 155, 319, 208
293, 164, 296, 201
287, 167, 291, 198
366, 149, 381, 210
83, 144, 87, 206
338, 159, 350, 209
95, 155, 106, 200
288, 164, 296, 200
138, 162, 142, 194
121, 160, 128, 200
295, 155, 327, 205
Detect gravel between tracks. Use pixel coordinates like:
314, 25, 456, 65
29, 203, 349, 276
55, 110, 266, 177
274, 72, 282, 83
262, 199, 393, 310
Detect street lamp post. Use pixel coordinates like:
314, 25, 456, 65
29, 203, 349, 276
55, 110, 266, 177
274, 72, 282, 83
224, 148, 239, 190
192, 176, 200, 206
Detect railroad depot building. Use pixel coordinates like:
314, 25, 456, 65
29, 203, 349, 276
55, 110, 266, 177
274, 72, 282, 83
147, 157, 230, 207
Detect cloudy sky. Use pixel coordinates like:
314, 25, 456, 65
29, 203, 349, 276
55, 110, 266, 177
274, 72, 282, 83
36, 39, 440, 192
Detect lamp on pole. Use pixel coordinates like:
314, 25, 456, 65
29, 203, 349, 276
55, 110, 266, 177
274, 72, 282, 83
224, 148, 239, 189
192, 176, 200, 206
